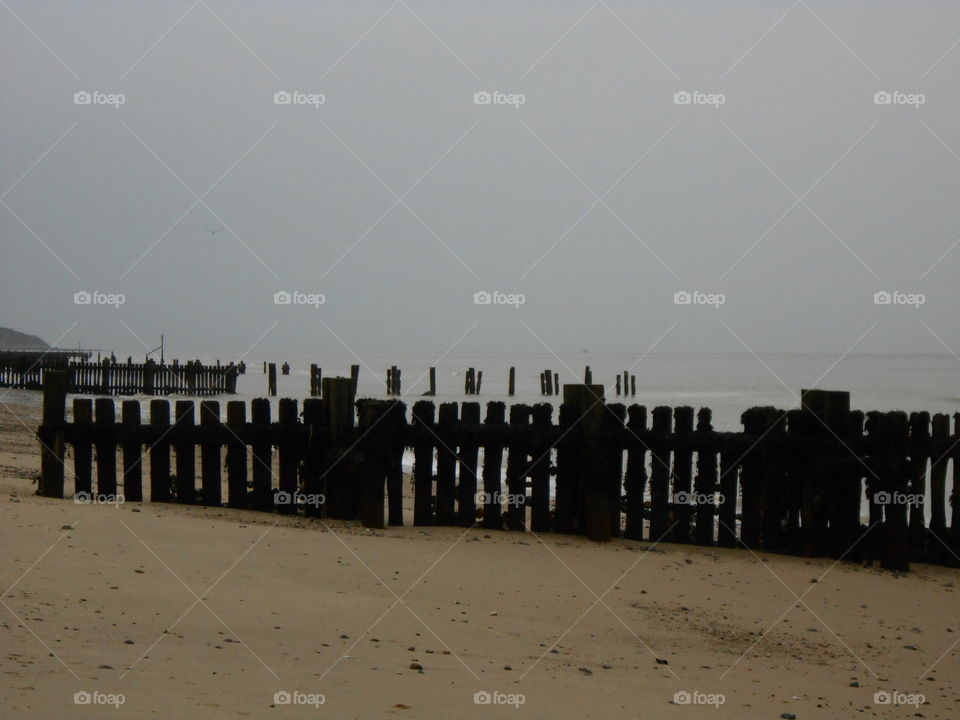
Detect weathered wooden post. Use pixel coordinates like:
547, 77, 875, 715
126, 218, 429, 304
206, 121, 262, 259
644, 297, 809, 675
356, 399, 392, 529
436, 402, 459, 525
624, 404, 647, 540
673, 406, 694, 543
929, 413, 949, 557
505, 404, 530, 531
649, 406, 672, 542
476, 370, 483, 394
584, 366, 592, 385
310, 364, 319, 397
508, 366, 515, 397
908, 412, 930, 562
149, 400, 171, 502
39, 370, 68, 498
100, 357, 110, 395
606, 402, 626, 537
226, 401, 248, 509
566, 384, 612, 541
553, 372, 559, 395
427, 366, 436, 396
544, 370, 553, 397
277, 398, 299, 514
143, 359, 156, 396
615, 374, 622, 397
268, 363, 277, 396
72, 398, 94, 498
200, 401, 221, 506
121, 401, 143, 502
717, 441, 739, 548
386, 401, 406, 526
694, 408, 717, 546
250, 398, 272, 511
530, 403, 553, 532
412, 400, 436, 525
457, 402, 481, 526
539, 372, 546, 396
174, 400, 195, 503
739, 407, 769, 549
630, 375, 636, 397
481, 402, 506, 530
95, 398, 117, 497
300, 398, 323, 517
350, 364, 360, 396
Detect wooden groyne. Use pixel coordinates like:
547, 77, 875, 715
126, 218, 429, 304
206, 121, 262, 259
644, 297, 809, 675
1, 354, 238, 395
35, 374, 959, 572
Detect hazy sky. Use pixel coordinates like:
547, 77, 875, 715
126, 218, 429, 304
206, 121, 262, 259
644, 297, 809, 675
2, 1, 959, 359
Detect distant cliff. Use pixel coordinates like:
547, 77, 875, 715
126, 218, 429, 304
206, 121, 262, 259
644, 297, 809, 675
0, 328, 50, 350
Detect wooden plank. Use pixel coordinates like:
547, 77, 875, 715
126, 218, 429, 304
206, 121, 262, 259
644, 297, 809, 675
435, 403, 458, 525
95, 398, 117, 498
174, 401, 195, 503
226, 401, 248, 509
72, 399, 93, 498
39, 370, 68, 497
121, 401, 142, 502
150, 400, 171, 502
530, 403, 553, 533
200, 401, 221, 506
624, 405, 647, 541
412, 401, 436, 526
250, 398, 272, 511
481, 402, 506, 530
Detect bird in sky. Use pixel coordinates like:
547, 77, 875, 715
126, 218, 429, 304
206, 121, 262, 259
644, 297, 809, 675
202, 226, 225, 235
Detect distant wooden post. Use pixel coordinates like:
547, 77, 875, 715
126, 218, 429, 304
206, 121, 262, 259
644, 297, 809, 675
412, 401, 436, 526
544, 370, 553, 396
615, 375, 621, 397
150, 400, 171, 502
553, 372, 559, 395
72, 398, 94, 498
508, 366, 515, 396
672, 406, 694, 544
226, 401, 248, 509
200, 401, 221, 506
121, 401, 143, 502
350, 364, 360, 396
428, 367, 436, 396
39, 370, 68, 498
310, 364, 319, 396
174, 401, 195, 503
143, 359, 156, 396
476, 370, 483, 394
630, 375, 636, 397
584, 366, 592, 385
268, 363, 277, 396
539, 372, 546, 396
100, 358, 110, 395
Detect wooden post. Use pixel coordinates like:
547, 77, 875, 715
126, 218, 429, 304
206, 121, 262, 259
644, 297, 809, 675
412, 401, 436, 526
930, 414, 949, 553
277, 398, 299, 515
624, 404, 647, 540
174, 401, 195, 503
908, 412, 930, 562
350, 364, 360, 396
606, 402, 626, 538
200, 401, 221, 506
481, 402, 506, 530
544, 370, 553, 397
762, 408, 790, 553
149, 400, 171, 502
268, 363, 277, 396
694, 408, 716, 546
457, 402, 481, 526
300, 398, 323, 517
615, 374, 621, 397
39, 370, 68, 498
435, 403, 458, 525
553, 372, 559, 396
881, 412, 910, 572
357, 400, 391, 529
386, 401, 406, 527
310, 364, 319, 397
649, 406, 672, 542
717, 443, 739, 548
95, 398, 117, 497
530, 403, 553, 532
226, 401, 248, 509
476, 370, 483, 394
539, 372, 546, 396
672, 406, 694, 544
739, 407, 767, 549
428, 367, 436, 396
508, 366, 515, 397
250, 398, 272, 511
505, 404, 530, 531
584, 366, 592, 385
143, 359, 156, 396
630, 375, 636, 397
121, 401, 142, 502
565, 384, 611, 541
72, 398, 93, 498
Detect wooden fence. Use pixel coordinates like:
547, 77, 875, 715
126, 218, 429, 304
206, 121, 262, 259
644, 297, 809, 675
36, 373, 959, 572
1, 355, 238, 395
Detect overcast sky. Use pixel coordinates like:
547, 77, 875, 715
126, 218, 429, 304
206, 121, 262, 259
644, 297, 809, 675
2, 1, 959, 359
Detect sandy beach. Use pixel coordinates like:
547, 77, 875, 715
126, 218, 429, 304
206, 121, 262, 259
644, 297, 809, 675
1, 392, 958, 719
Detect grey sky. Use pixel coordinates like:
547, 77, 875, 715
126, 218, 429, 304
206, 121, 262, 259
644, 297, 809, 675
2, 0, 959, 358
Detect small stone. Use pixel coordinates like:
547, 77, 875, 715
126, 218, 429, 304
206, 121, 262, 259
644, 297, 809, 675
849, 681, 860, 687
780, 714, 796, 720
503, 665, 512, 670
656, 658, 669, 665
578, 667, 592, 675
340, 634, 349, 639
409, 662, 423, 670
123, 639, 135, 645
601, 663, 612, 669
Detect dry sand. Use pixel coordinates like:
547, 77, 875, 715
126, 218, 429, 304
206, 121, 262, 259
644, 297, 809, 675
1, 391, 958, 719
